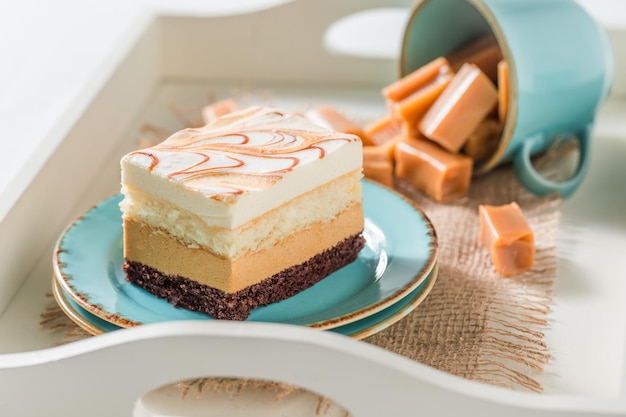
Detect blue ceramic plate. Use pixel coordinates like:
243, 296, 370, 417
54, 180, 437, 330
52, 263, 439, 339
332, 263, 438, 339
52, 276, 119, 335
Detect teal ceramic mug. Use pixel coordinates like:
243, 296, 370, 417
400, 0, 613, 197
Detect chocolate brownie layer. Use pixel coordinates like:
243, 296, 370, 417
124, 233, 366, 320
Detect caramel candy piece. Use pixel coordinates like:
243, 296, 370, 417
447, 36, 502, 83
202, 99, 239, 124
363, 115, 401, 147
479, 203, 535, 276
498, 60, 510, 122
363, 146, 394, 188
462, 118, 503, 162
382, 57, 453, 102
392, 73, 453, 136
364, 162, 394, 188
371, 135, 401, 161
420, 63, 498, 153
306, 106, 366, 142
395, 137, 473, 202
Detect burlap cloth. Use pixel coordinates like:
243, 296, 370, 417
41, 161, 561, 405
367, 170, 559, 393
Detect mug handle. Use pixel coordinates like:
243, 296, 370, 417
513, 122, 592, 198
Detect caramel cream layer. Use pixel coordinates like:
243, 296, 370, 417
123, 203, 364, 293
121, 171, 361, 259
121, 107, 362, 229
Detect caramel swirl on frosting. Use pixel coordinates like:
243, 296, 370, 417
124, 107, 360, 199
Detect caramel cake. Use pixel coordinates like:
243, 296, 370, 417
120, 107, 365, 320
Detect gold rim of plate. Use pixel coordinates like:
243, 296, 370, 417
51, 263, 438, 340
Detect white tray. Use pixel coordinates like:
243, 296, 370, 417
0, 1, 624, 416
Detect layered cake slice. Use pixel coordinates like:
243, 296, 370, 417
120, 107, 365, 320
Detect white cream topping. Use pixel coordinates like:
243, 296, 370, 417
121, 107, 362, 228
